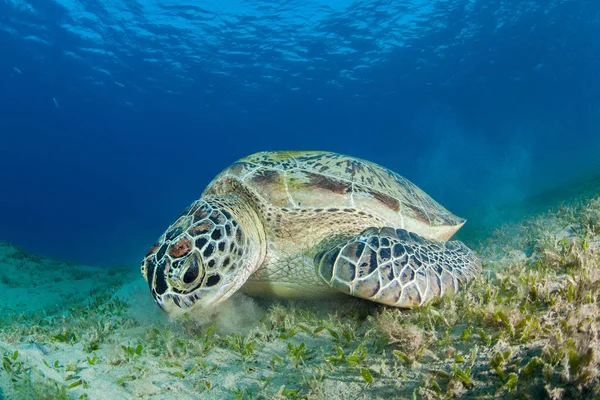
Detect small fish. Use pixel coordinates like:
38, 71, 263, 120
114, 81, 125, 88
13, 67, 22, 74
52, 97, 59, 109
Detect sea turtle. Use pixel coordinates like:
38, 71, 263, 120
141, 151, 481, 315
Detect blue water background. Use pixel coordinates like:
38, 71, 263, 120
0, 0, 599, 266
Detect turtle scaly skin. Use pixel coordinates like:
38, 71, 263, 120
316, 227, 479, 306
141, 151, 481, 315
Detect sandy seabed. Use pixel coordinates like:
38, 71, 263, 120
1, 194, 600, 399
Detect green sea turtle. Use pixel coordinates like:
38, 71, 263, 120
141, 151, 481, 315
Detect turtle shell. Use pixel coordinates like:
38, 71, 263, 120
203, 151, 465, 241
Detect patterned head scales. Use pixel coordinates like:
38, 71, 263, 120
141, 200, 248, 315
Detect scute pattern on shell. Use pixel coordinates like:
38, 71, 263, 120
204, 151, 463, 230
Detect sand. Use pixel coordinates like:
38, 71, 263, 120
1, 194, 600, 399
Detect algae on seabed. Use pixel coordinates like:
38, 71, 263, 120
1, 194, 600, 399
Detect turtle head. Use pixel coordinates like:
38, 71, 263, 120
141, 197, 265, 316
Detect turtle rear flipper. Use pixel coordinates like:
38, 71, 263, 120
315, 227, 481, 307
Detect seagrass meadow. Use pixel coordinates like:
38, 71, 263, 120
1, 193, 600, 399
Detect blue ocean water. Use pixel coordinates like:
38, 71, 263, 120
0, 0, 598, 267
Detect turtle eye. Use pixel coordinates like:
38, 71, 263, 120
183, 260, 200, 284
170, 253, 204, 292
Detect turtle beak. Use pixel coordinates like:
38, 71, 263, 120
154, 281, 235, 316
154, 299, 167, 312
154, 294, 191, 316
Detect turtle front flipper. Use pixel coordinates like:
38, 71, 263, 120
315, 227, 481, 307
